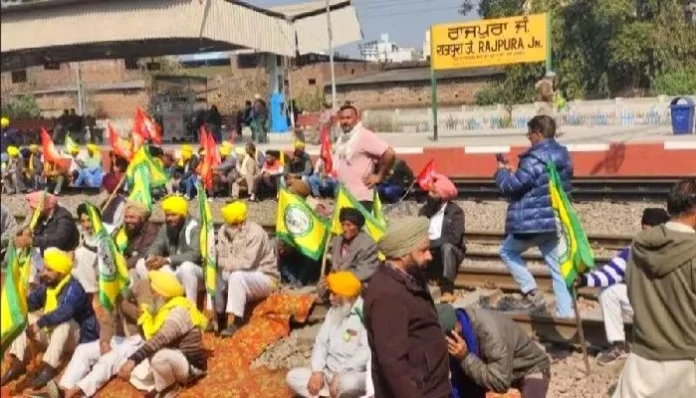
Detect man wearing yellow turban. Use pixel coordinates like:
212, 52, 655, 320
213, 141, 239, 197
118, 271, 207, 397
73, 143, 104, 188
2, 145, 23, 194
286, 271, 371, 398
211, 201, 278, 337
2, 248, 99, 390
176, 145, 200, 200
25, 144, 44, 191
286, 137, 313, 181
58, 279, 153, 398
136, 196, 203, 305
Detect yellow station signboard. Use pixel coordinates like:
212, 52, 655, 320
430, 13, 548, 71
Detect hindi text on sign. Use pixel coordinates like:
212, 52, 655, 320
430, 13, 548, 70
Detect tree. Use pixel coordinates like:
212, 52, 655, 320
460, 0, 696, 101
1, 94, 41, 119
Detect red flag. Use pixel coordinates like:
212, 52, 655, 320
40, 128, 62, 164
133, 108, 162, 144
198, 126, 220, 191
416, 159, 436, 190
320, 131, 334, 175
107, 123, 133, 161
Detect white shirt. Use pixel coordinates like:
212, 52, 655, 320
428, 202, 447, 240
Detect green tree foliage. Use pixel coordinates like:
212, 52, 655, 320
1, 94, 41, 119
461, 0, 696, 102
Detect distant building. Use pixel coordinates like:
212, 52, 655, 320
423, 31, 432, 60
359, 34, 420, 63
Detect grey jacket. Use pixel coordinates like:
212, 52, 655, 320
458, 307, 550, 393
330, 232, 380, 283
1, 204, 17, 249
147, 217, 202, 267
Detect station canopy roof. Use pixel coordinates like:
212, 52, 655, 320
0, 0, 362, 71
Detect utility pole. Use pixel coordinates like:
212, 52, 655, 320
326, 0, 336, 111
75, 62, 85, 115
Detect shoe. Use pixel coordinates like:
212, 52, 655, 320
27, 362, 58, 390
187, 365, 206, 385
519, 290, 546, 310
220, 324, 241, 338
597, 344, 628, 366
204, 319, 218, 334
0, 355, 26, 386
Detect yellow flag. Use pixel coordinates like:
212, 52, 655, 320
125, 145, 169, 188
331, 185, 386, 260
276, 188, 329, 261
0, 244, 29, 356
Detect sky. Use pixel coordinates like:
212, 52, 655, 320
251, 0, 477, 57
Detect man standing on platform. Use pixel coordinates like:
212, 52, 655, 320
334, 104, 395, 212
495, 115, 574, 318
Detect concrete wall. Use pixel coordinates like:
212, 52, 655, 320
361, 96, 696, 132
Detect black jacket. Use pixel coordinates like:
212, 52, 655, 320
33, 205, 80, 253
419, 201, 466, 251
383, 159, 414, 188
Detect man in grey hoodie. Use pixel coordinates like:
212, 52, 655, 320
613, 178, 696, 398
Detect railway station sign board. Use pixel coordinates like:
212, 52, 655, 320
430, 13, 549, 70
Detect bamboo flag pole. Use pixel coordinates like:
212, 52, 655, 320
397, 181, 417, 203
100, 175, 126, 212
319, 231, 333, 278
572, 286, 591, 375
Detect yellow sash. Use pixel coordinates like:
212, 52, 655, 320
137, 296, 207, 340
43, 275, 72, 317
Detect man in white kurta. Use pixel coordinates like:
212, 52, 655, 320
211, 201, 279, 337
287, 271, 371, 398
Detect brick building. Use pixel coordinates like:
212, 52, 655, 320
326, 62, 504, 109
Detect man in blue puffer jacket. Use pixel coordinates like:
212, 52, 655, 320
495, 115, 574, 317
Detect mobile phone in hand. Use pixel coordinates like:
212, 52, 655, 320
495, 153, 507, 164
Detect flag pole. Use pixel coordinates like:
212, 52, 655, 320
319, 232, 333, 278
572, 287, 591, 375
101, 175, 126, 213
398, 181, 417, 203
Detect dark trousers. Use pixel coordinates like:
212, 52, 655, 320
429, 243, 464, 294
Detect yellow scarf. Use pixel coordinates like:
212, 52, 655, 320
137, 296, 207, 340
43, 275, 72, 317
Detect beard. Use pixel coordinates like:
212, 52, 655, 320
166, 222, 184, 242
327, 300, 353, 324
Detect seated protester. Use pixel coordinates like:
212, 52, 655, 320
436, 304, 551, 398
418, 174, 465, 303
251, 149, 284, 201
277, 180, 326, 287
231, 142, 264, 200
287, 272, 370, 398
214, 143, 238, 197
119, 200, 160, 280
57, 280, 153, 398
14, 192, 80, 283
317, 208, 379, 301
136, 196, 202, 304
2, 145, 24, 194
118, 271, 207, 397
74, 144, 104, 188
71, 204, 100, 295
377, 158, 414, 203
212, 201, 279, 337
1, 248, 99, 389
24, 144, 44, 191
576, 207, 670, 366
287, 139, 313, 181
308, 158, 339, 198
100, 170, 127, 232
177, 145, 200, 200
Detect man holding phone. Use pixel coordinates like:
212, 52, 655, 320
494, 115, 574, 318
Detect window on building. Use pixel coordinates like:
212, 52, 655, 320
308, 78, 317, 86
146, 62, 161, 71
43, 61, 60, 70
125, 58, 139, 70
237, 53, 263, 69
11, 70, 27, 83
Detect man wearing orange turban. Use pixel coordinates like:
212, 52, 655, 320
418, 173, 466, 302
286, 271, 371, 398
